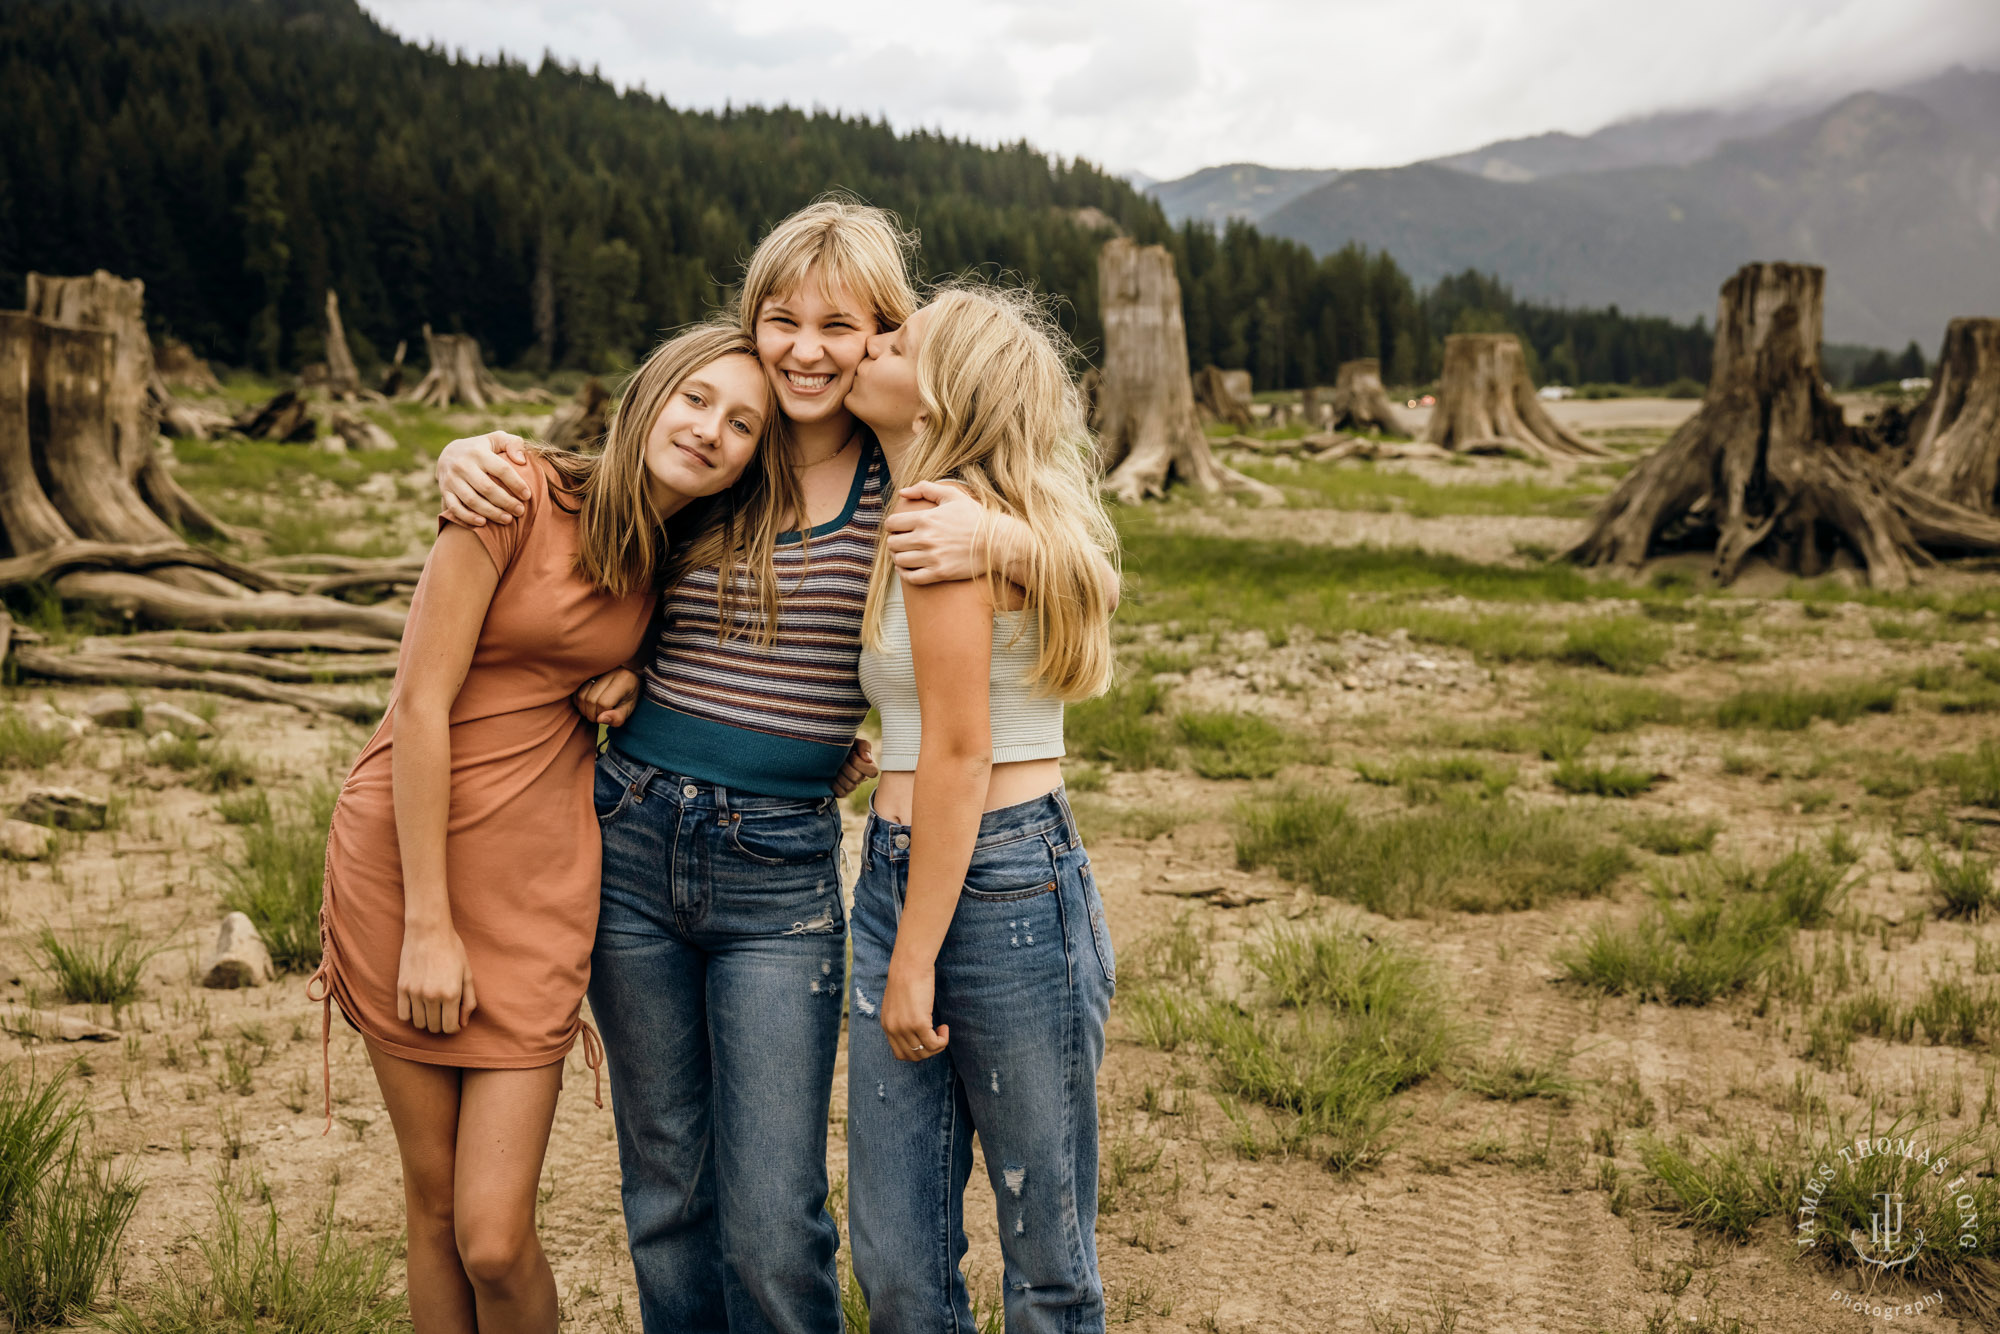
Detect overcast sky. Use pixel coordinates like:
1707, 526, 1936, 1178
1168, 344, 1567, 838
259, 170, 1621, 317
370, 0, 2000, 181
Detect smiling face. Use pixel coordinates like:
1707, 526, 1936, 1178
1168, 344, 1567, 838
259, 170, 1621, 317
641, 352, 770, 506
847, 306, 930, 447
753, 269, 879, 426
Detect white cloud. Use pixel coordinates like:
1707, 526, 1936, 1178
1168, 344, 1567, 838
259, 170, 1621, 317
366, 0, 2000, 179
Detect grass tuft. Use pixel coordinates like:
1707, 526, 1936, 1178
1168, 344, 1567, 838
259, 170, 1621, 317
36, 925, 157, 1006
0, 1063, 140, 1328
1619, 814, 1720, 856
219, 782, 339, 973
1559, 617, 1669, 675
1925, 843, 1999, 920
1551, 760, 1661, 798
1713, 680, 1899, 731
0, 709, 72, 770
1234, 788, 1630, 916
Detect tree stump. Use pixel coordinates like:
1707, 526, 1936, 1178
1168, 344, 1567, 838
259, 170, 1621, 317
544, 377, 610, 453
407, 324, 522, 410
322, 289, 362, 399
0, 279, 405, 696
154, 338, 222, 394
1191, 366, 1253, 429
233, 389, 317, 442
1896, 319, 2000, 512
25, 272, 155, 476
1570, 263, 2000, 590
1324, 358, 1410, 435
380, 340, 407, 397
1424, 334, 1610, 460
1094, 239, 1280, 506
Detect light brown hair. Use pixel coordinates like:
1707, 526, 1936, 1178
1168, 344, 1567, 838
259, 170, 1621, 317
863, 283, 1118, 700
537, 322, 772, 599
666, 197, 920, 640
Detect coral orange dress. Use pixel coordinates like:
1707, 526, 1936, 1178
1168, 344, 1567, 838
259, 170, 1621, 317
309, 458, 653, 1114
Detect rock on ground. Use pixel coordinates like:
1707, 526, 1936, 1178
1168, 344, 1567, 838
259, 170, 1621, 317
200, 911, 276, 988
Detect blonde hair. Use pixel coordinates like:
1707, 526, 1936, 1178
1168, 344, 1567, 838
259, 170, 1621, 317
668, 197, 920, 640
863, 283, 1118, 700
537, 322, 773, 599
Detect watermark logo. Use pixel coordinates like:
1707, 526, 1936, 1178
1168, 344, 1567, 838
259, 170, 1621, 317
1794, 1131, 1975, 1319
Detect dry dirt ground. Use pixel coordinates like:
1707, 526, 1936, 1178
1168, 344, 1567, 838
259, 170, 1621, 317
5, 396, 1997, 1333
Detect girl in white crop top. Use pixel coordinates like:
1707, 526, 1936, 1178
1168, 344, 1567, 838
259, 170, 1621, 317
839, 283, 1120, 1334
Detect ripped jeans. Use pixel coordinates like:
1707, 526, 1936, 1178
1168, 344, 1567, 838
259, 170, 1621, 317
847, 788, 1114, 1334
588, 747, 847, 1334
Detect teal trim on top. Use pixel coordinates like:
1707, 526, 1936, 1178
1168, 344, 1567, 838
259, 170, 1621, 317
775, 433, 875, 546
612, 698, 847, 799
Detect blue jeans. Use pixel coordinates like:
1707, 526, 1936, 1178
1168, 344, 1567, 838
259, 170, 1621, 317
847, 788, 1114, 1334
588, 746, 847, 1334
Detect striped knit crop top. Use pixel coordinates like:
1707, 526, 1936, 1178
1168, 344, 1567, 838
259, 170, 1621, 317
609, 436, 885, 798
857, 576, 1067, 772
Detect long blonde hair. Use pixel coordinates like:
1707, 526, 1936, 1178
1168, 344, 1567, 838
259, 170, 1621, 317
863, 283, 1118, 700
537, 323, 773, 598
666, 197, 920, 640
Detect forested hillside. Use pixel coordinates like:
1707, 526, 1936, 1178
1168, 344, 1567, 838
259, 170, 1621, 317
0, 0, 1711, 388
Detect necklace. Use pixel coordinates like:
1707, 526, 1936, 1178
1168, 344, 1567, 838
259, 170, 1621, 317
796, 430, 859, 472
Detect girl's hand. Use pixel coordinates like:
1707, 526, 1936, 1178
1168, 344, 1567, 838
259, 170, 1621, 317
438, 431, 534, 527
397, 923, 478, 1035
885, 481, 1028, 586
832, 739, 878, 799
576, 667, 641, 726
882, 959, 948, 1062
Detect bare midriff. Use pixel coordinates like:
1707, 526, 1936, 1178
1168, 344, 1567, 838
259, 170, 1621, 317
870, 757, 1064, 825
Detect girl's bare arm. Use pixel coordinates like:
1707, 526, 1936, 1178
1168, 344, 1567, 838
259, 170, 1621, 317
390, 525, 500, 1035
880, 571, 994, 1062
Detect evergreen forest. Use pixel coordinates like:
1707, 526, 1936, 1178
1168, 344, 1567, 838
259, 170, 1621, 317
4, 0, 1723, 390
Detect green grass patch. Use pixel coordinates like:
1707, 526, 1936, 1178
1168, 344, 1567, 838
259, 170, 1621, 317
1619, 814, 1720, 856
1559, 617, 1670, 675
1234, 788, 1631, 916
1712, 679, 1899, 730
1456, 1045, 1582, 1104
1353, 753, 1515, 801
1174, 709, 1309, 780
0, 709, 72, 770
1539, 678, 1682, 733
1237, 462, 1603, 518
1065, 681, 1177, 771
1558, 851, 1851, 1005
1934, 740, 2000, 807
1551, 760, 1662, 798
95, 1186, 404, 1334
1131, 919, 1456, 1173
219, 782, 339, 973
1925, 843, 1999, 919
36, 925, 158, 1006
0, 1062, 140, 1329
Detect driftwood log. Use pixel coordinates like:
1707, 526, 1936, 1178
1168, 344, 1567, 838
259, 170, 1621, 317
380, 339, 407, 397
1324, 358, 1409, 435
1897, 319, 2000, 513
1425, 334, 1611, 460
1191, 366, 1253, 429
233, 388, 316, 442
1570, 263, 2000, 589
407, 324, 522, 410
1094, 240, 1279, 506
0, 274, 405, 713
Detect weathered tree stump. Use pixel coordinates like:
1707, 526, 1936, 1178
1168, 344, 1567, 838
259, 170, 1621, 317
1094, 239, 1280, 506
154, 337, 222, 394
407, 324, 522, 410
1896, 319, 2000, 513
0, 276, 404, 707
1424, 334, 1611, 460
1324, 358, 1409, 435
544, 377, 610, 453
1570, 263, 2000, 590
322, 289, 362, 399
1191, 366, 1253, 429
380, 339, 407, 397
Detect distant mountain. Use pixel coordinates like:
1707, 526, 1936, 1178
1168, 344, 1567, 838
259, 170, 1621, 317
1425, 102, 1812, 183
1144, 67, 2000, 345
1146, 163, 1342, 228
1252, 70, 2000, 346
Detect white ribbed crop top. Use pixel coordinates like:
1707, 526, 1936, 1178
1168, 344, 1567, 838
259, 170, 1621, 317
858, 578, 1067, 772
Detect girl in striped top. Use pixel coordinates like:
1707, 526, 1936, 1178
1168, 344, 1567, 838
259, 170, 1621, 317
435, 200, 1115, 1334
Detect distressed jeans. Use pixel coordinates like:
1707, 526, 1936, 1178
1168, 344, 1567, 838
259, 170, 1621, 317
847, 788, 1114, 1334
588, 746, 848, 1334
